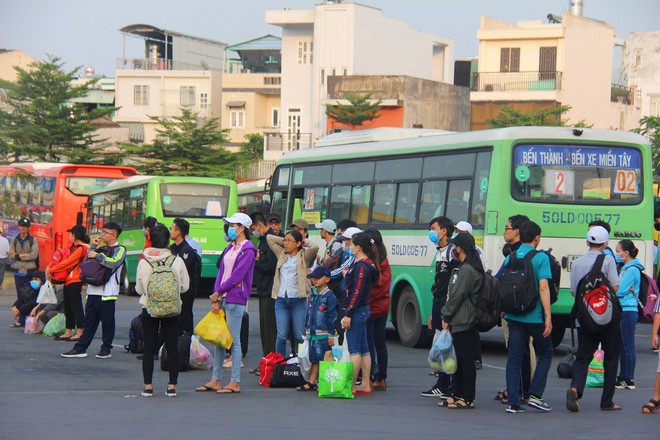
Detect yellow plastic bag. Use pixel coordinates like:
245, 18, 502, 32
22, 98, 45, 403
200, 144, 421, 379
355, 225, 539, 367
194, 310, 233, 349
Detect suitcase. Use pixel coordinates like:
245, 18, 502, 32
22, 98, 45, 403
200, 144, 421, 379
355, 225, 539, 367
240, 311, 249, 356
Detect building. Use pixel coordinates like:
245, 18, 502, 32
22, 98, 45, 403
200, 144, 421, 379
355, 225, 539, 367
0, 49, 38, 83
265, 2, 454, 160
113, 24, 225, 144
622, 30, 660, 118
470, 10, 641, 131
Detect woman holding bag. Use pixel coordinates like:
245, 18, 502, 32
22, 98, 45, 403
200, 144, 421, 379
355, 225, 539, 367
195, 213, 257, 394
45, 225, 90, 341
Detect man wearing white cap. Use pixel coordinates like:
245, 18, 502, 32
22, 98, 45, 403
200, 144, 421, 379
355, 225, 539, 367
566, 225, 621, 412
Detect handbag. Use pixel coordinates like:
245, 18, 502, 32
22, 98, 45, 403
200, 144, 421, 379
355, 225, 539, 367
269, 356, 307, 388
318, 361, 354, 399
36, 281, 57, 305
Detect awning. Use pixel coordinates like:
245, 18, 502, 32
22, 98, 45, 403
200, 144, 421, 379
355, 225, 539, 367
226, 100, 246, 108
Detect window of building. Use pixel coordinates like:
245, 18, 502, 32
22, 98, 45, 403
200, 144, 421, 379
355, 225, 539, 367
272, 108, 280, 127
133, 85, 149, 105
634, 49, 642, 69
500, 48, 520, 73
298, 40, 312, 65
200, 92, 208, 109
650, 94, 660, 117
264, 77, 281, 85
230, 111, 245, 128
321, 69, 325, 85
180, 86, 196, 107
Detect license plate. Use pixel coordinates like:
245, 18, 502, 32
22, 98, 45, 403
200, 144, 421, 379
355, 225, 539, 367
565, 255, 581, 272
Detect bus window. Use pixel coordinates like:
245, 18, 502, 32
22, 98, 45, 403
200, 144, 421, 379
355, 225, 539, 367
350, 185, 371, 223
395, 182, 419, 224
160, 183, 230, 218
65, 177, 116, 196
271, 190, 288, 217
332, 161, 375, 183
293, 165, 331, 186
470, 151, 492, 227
329, 185, 350, 221
375, 157, 422, 181
372, 183, 396, 223
301, 186, 328, 220
420, 180, 447, 221
446, 180, 471, 222
329, 184, 371, 224
423, 153, 475, 179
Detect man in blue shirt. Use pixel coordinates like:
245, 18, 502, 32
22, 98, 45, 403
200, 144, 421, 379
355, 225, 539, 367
503, 220, 554, 413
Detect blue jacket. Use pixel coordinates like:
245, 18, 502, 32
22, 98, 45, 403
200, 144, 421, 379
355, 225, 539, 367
617, 259, 643, 312
306, 286, 338, 339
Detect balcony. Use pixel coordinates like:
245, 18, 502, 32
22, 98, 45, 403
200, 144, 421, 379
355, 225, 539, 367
265, 132, 312, 151
471, 71, 562, 92
116, 58, 218, 71
610, 84, 640, 106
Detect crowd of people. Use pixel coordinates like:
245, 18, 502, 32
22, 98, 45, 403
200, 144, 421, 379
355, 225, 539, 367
4, 211, 659, 414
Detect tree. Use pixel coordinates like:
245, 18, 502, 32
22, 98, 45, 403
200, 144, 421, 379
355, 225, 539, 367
326, 92, 382, 128
633, 116, 660, 177
237, 133, 264, 161
486, 105, 579, 128
119, 107, 234, 177
0, 56, 115, 163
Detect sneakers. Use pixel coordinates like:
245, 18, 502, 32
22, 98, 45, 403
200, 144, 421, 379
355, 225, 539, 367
615, 379, 635, 390
61, 348, 87, 358
421, 386, 449, 399
166, 388, 177, 397
95, 350, 112, 359
527, 395, 552, 412
141, 389, 153, 397
566, 388, 579, 413
474, 359, 482, 370
506, 405, 526, 413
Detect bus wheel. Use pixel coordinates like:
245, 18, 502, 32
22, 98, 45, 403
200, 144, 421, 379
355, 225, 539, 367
121, 269, 135, 296
551, 316, 567, 348
396, 286, 431, 348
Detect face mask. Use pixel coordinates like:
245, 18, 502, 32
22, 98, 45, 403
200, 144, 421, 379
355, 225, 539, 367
428, 230, 440, 245
655, 222, 660, 231
451, 248, 460, 260
30, 280, 41, 290
345, 245, 354, 256
142, 228, 148, 237
615, 253, 625, 264
227, 227, 239, 241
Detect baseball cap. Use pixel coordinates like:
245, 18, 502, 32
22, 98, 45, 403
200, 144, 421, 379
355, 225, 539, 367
18, 217, 30, 227
224, 212, 253, 229
266, 213, 282, 224
586, 226, 609, 244
67, 225, 87, 235
455, 221, 473, 234
289, 218, 309, 229
315, 219, 337, 233
307, 266, 331, 279
337, 227, 362, 241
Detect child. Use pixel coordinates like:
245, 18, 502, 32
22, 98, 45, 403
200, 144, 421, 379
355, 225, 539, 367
10, 273, 44, 327
297, 266, 338, 391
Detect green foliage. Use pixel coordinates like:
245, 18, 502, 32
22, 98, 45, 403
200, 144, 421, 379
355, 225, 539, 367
119, 107, 233, 177
486, 105, 575, 128
0, 56, 115, 163
0, 168, 37, 218
325, 93, 382, 128
237, 133, 264, 161
633, 116, 660, 178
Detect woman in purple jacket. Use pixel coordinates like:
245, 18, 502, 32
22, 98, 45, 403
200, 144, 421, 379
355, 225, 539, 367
195, 213, 256, 394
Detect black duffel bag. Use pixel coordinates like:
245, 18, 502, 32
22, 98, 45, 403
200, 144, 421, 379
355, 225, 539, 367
161, 331, 191, 372
269, 356, 306, 388
557, 352, 576, 379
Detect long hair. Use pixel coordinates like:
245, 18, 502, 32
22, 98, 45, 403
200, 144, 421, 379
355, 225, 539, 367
352, 231, 381, 278
451, 233, 484, 275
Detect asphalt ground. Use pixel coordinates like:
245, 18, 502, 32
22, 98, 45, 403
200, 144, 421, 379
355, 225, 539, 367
0, 273, 658, 440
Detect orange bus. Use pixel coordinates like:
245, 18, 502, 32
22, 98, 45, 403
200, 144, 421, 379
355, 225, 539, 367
0, 163, 137, 270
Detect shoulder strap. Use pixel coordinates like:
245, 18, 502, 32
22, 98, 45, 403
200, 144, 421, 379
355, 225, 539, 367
591, 253, 606, 275
166, 254, 176, 267
523, 249, 539, 261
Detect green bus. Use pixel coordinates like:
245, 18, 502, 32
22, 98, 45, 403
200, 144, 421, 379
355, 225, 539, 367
85, 175, 238, 295
269, 127, 652, 347
237, 178, 271, 214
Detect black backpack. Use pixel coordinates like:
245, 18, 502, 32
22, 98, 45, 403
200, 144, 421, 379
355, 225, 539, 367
471, 270, 501, 331
571, 254, 621, 333
124, 314, 144, 354
499, 250, 539, 314
538, 248, 561, 304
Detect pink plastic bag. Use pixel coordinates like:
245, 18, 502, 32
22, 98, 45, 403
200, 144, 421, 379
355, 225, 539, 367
189, 336, 214, 370
24, 316, 43, 334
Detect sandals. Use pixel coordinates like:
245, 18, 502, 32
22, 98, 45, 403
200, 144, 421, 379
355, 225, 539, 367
296, 382, 318, 392
9, 322, 23, 328
445, 398, 474, 409
641, 399, 660, 414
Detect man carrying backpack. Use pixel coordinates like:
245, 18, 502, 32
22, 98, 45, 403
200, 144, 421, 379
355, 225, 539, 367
566, 225, 621, 412
10, 217, 39, 301
62, 222, 126, 359
501, 221, 554, 413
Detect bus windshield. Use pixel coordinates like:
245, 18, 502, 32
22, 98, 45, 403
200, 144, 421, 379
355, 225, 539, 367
65, 177, 118, 195
160, 183, 230, 218
511, 144, 642, 205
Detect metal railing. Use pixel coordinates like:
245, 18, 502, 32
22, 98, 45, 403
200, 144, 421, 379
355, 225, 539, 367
471, 71, 562, 92
116, 58, 220, 71
265, 132, 312, 151
236, 160, 276, 180
610, 84, 640, 105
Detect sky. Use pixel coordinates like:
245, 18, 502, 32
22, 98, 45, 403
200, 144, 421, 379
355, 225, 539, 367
1, 0, 658, 78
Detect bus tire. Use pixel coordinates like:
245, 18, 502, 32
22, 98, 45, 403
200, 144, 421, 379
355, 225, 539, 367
395, 286, 431, 348
551, 316, 568, 348
121, 269, 136, 296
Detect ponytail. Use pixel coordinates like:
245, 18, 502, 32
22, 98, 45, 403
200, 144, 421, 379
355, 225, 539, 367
352, 232, 381, 279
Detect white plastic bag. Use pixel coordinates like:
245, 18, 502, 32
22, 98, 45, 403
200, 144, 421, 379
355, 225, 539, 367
428, 329, 457, 374
189, 335, 214, 370
340, 336, 351, 362
298, 338, 312, 382
36, 281, 57, 305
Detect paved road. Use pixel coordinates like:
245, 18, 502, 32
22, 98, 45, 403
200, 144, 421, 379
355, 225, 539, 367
0, 275, 657, 440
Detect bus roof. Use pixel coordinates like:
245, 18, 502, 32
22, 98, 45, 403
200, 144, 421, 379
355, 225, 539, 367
3, 163, 137, 176
314, 127, 453, 147
237, 179, 268, 193
91, 175, 235, 194
278, 126, 650, 165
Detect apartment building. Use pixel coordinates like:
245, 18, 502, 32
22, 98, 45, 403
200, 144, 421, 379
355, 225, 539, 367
622, 30, 660, 118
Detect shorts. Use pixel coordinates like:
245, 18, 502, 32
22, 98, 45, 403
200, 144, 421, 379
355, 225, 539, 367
309, 339, 330, 363
345, 306, 370, 356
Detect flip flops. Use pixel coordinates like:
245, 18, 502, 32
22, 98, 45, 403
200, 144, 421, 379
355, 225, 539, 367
195, 385, 220, 392
217, 387, 240, 394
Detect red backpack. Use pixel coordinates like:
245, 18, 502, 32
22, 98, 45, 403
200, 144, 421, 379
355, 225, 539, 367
49, 246, 72, 283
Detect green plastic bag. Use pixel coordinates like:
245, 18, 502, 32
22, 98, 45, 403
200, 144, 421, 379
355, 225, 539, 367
318, 361, 354, 399
42, 313, 66, 337
585, 357, 604, 388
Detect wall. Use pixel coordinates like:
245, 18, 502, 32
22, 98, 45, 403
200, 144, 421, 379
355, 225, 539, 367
171, 36, 225, 70
623, 31, 660, 117
0, 50, 38, 82
470, 101, 558, 131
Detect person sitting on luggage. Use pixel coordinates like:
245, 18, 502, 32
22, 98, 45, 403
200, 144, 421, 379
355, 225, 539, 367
10, 273, 44, 327
297, 266, 338, 391
30, 284, 65, 329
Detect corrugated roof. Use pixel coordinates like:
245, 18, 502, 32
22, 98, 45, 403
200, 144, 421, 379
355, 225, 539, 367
69, 90, 115, 105
227, 34, 282, 51
120, 23, 226, 47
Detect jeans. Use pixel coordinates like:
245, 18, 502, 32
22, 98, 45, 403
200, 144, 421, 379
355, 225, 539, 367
367, 316, 388, 381
346, 306, 370, 356
505, 320, 553, 406
212, 302, 246, 384
619, 311, 638, 381
275, 297, 307, 357
73, 295, 115, 353
141, 309, 180, 385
